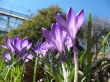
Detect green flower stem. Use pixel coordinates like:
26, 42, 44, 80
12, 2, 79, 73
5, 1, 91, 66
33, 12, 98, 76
33, 56, 38, 82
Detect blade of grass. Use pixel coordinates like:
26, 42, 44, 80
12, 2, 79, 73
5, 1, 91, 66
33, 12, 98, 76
33, 56, 38, 82
5, 57, 23, 80
87, 13, 92, 63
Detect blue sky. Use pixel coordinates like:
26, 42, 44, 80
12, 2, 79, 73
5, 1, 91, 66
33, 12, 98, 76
0, 0, 110, 18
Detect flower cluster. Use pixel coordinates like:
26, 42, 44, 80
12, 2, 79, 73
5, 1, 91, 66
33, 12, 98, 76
0, 36, 33, 62
37, 7, 84, 55
0, 7, 84, 62
0, 7, 84, 82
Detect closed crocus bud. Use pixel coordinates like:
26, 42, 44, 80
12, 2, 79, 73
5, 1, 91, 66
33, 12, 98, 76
42, 23, 67, 53
55, 7, 84, 46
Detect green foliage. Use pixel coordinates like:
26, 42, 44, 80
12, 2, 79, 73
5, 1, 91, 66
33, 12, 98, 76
78, 14, 110, 82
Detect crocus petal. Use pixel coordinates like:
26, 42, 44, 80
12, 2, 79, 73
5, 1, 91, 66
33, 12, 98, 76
61, 29, 67, 44
34, 41, 45, 54
65, 35, 73, 51
33, 41, 42, 53
0, 45, 8, 49
14, 39, 21, 51
34, 41, 53, 57
33, 47, 39, 54
14, 36, 20, 41
41, 41, 55, 55
66, 7, 76, 28
42, 28, 52, 41
27, 43, 32, 49
51, 23, 57, 40
66, 7, 77, 39
21, 38, 29, 49
26, 54, 34, 60
55, 13, 66, 27
24, 54, 34, 62
33, 48, 38, 54
4, 52, 11, 62
6, 37, 14, 52
41, 41, 54, 50
6, 37, 11, 47
51, 23, 64, 52
39, 50, 47, 57
76, 9, 84, 29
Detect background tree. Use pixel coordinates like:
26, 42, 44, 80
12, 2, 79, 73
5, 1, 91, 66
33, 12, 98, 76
1, 5, 64, 44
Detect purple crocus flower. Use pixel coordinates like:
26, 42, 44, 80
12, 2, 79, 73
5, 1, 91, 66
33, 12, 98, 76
33, 41, 54, 57
42, 23, 67, 53
14, 37, 32, 55
13, 37, 33, 62
55, 7, 84, 82
0, 36, 33, 62
55, 7, 84, 42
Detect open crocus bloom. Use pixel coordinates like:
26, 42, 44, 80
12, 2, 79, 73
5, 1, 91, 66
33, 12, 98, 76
14, 37, 32, 55
33, 41, 54, 57
55, 7, 84, 42
42, 23, 67, 53
0, 36, 33, 62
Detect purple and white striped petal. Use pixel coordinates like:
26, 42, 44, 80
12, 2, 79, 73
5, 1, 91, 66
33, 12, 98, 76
76, 9, 84, 29
4, 52, 11, 62
51, 23, 65, 52
66, 7, 77, 40
42, 28, 52, 41
6, 37, 14, 52
21, 37, 29, 49
65, 35, 73, 51
41, 41, 54, 50
0, 45, 8, 49
33, 41, 42, 54
27, 54, 34, 59
14, 39, 21, 51
14, 36, 20, 41
39, 50, 47, 57
27, 43, 32, 49
66, 7, 76, 28
24, 54, 34, 62
55, 13, 66, 27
